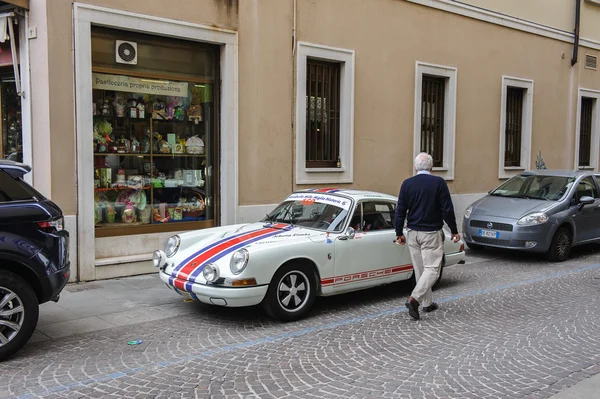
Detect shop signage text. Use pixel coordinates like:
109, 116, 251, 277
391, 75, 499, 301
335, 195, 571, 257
92, 73, 188, 98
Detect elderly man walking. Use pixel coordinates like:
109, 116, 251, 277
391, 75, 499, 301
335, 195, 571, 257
395, 152, 460, 320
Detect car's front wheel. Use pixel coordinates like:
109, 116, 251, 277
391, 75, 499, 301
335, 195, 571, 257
547, 226, 572, 262
262, 262, 316, 322
0, 270, 39, 361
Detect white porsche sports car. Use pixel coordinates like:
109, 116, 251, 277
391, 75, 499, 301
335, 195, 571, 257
154, 189, 466, 321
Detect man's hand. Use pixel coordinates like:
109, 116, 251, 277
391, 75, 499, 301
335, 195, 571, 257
451, 233, 461, 243
395, 235, 406, 245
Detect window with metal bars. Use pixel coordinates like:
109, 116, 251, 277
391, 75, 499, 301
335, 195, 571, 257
504, 87, 525, 167
420, 75, 445, 168
305, 59, 341, 168
579, 97, 594, 167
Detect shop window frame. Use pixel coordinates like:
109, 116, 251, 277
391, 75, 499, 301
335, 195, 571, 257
88, 27, 222, 238
74, 3, 238, 281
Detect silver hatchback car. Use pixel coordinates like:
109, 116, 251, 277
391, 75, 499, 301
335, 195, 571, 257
462, 170, 600, 261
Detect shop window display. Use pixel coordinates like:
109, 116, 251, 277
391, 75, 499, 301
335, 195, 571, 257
0, 78, 22, 163
91, 27, 219, 237
92, 78, 217, 235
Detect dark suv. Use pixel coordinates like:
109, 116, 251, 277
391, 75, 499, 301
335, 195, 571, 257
0, 160, 70, 360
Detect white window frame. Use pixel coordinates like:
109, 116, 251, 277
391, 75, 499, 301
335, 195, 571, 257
295, 42, 355, 185
499, 76, 534, 179
575, 88, 600, 171
413, 62, 457, 180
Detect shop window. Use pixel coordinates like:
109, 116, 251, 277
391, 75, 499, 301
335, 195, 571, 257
91, 27, 219, 237
0, 73, 22, 163
306, 59, 340, 168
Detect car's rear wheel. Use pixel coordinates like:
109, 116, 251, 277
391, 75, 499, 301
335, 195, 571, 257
547, 226, 572, 262
405, 256, 445, 291
0, 270, 39, 361
262, 262, 316, 322
432, 257, 445, 290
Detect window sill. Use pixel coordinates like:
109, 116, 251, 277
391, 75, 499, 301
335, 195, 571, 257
503, 166, 526, 171
432, 167, 449, 172
577, 166, 595, 170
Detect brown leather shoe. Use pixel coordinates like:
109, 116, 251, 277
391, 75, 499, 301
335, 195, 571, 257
405, 297, 420, 320
423, 302, 439, 313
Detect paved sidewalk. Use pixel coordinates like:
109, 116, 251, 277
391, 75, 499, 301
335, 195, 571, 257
547, 373, 600, 399
32, 274, 194, 342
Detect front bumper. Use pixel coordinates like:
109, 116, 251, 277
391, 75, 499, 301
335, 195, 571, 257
462, 216, 555, 253
159, 271, 268, 307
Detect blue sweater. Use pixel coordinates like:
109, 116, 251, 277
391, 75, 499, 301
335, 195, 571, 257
394, 173, 458, 236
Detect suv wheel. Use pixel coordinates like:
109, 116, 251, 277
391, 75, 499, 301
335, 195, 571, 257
0, 271, 39, 361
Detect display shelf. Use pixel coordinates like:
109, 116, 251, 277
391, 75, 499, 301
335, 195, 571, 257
95, 221, 151, 228
94, 186, 150, 192
94, 153, 149, 156
93, 114, 152, 121
152, 118, 202, 124
151, 153, 206, 157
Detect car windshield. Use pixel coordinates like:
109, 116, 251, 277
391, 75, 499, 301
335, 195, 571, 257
261, 192, 351, 232
490, 174, 575, 201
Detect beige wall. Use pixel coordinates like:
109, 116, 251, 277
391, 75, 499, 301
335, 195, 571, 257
237, 0, 294, 205
581, 0, 600, 43
34, 0, 600, 211
462, 0, 575, 33
463, 0, 600, 42
295, 0, 597, 196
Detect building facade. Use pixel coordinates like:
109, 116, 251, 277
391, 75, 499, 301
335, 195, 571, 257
3, 0, 600, 281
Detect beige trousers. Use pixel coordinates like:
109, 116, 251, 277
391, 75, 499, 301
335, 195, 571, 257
406, 229, 444, 307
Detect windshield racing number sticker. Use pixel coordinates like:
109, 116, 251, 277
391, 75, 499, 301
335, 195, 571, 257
286, 193, 351, 211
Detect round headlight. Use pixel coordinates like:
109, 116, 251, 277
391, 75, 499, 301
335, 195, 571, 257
152, 250, 164, 268
165, 235, 181, 257
203, 264, 219, 282
230, 249, 249, 275
517, 212, 549, 226
464, 206, 473, 219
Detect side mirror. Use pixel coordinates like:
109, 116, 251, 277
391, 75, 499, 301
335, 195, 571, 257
578, 196, 595, 209
338, 227, 356, 241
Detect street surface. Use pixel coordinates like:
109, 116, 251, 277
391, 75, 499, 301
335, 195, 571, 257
1, 246, 600, 399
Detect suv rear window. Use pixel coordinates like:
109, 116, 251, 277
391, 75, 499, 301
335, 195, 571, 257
0, 170, 38, 202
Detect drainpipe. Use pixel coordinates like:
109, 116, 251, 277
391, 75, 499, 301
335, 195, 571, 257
292, 0, 296, 57
571, 0, 581, 66
291, 0, 297, 193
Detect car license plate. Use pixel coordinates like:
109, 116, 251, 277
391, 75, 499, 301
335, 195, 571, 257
479, 229, 499, 239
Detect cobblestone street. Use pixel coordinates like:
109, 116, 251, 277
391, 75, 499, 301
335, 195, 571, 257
2, 246, 600, 399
